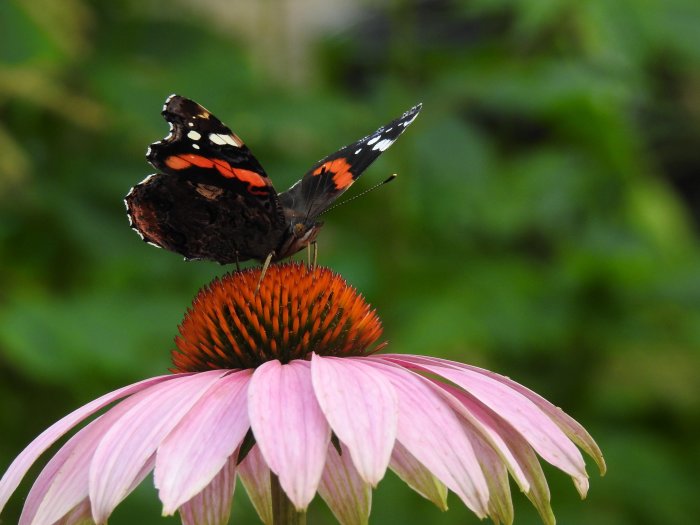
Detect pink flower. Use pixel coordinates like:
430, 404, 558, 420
0, 263, 605, 525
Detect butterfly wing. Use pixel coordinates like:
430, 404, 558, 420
125, 95, 287, 263
147, 95, 275, 193
279, 103, 422, 222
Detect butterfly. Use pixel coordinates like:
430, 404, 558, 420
125, 95, 421, 266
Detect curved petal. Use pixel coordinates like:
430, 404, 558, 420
318, 442, 371, 525
430, 381, 530, 492
311, 354, 397, 485
20, 423, 95, 525
473, 365, 605, 476
384, 355, 590, 495
436, 382, 555, 525
89, 371, 226, 523
156, 370, 252, 514
21, 381, 169, 525
0, 374, 177, 514
38, 455, 156, 525
52, 499, 91, 525
238, 446, 272, 525
19, 410, 133, 525
365, 359, 489, 518
392, 355, 605, 476
248, 360, 330, 510
179, 452, 237, 525
389, 442, 447, 511
464, 424, 513, 525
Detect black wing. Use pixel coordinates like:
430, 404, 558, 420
279, 103, 422, 221
125, 95, 287, 263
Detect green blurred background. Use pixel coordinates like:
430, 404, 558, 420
1, 0, 699, 523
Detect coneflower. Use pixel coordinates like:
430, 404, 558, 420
0, 263, 605, 525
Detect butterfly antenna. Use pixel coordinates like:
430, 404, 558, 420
319, 174, 398, 217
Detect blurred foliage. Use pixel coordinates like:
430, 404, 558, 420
1, 0, 699, 523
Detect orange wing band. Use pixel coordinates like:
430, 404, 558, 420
313, 158, 355, 190
164, 154, 268, 191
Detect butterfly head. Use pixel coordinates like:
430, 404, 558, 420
274, 217, 323, 261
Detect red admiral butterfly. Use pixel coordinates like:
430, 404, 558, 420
125, 95, 421, 265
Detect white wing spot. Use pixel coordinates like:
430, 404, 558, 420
372, 138, 394, 151
209, 133, 227, 145
401, 114, 418, 127
223, 134, 242, 147
187, 121, 195, 127
209, 133, 242, 147
367, 136, 380, 146
187, 130, 201, 141
355, 148, 362, 154
192, 143, 200, 150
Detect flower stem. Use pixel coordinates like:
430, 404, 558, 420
271, 472, 307, 525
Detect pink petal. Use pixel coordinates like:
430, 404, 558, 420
389, 442, 448, 511
44, 455, 157, 525
384, 355, 590, 495
179, 453, 237, 525
238, 446, 272, 525
431, 381, 530, 492
396, 354, 605, 476
156, 370, 252, 514
437, 382, 555, 524
318, 443, 371, 525
248, 360, 330, 510
311, 354, 397, 485
89, 371, 226, 523
19, 426, 93, 525
52, 499, 90, 525
365, 359, 489, 518
475, 364, 606, 476
21, 389, 150, 525
0, 374, 177, 514
465, 423, 513, 525
504, 438, 554, 525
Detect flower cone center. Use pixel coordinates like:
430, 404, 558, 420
171, 262, 385, 372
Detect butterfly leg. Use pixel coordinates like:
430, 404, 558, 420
235, 251, 241, 272
306, 242, 318, 268
255, 251, 275, 294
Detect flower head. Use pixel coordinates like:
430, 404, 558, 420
172, 263, 384, 371
0, 263, 605, 525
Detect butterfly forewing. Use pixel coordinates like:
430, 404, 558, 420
279, 103, 422, 220
147, 95, 273, 190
